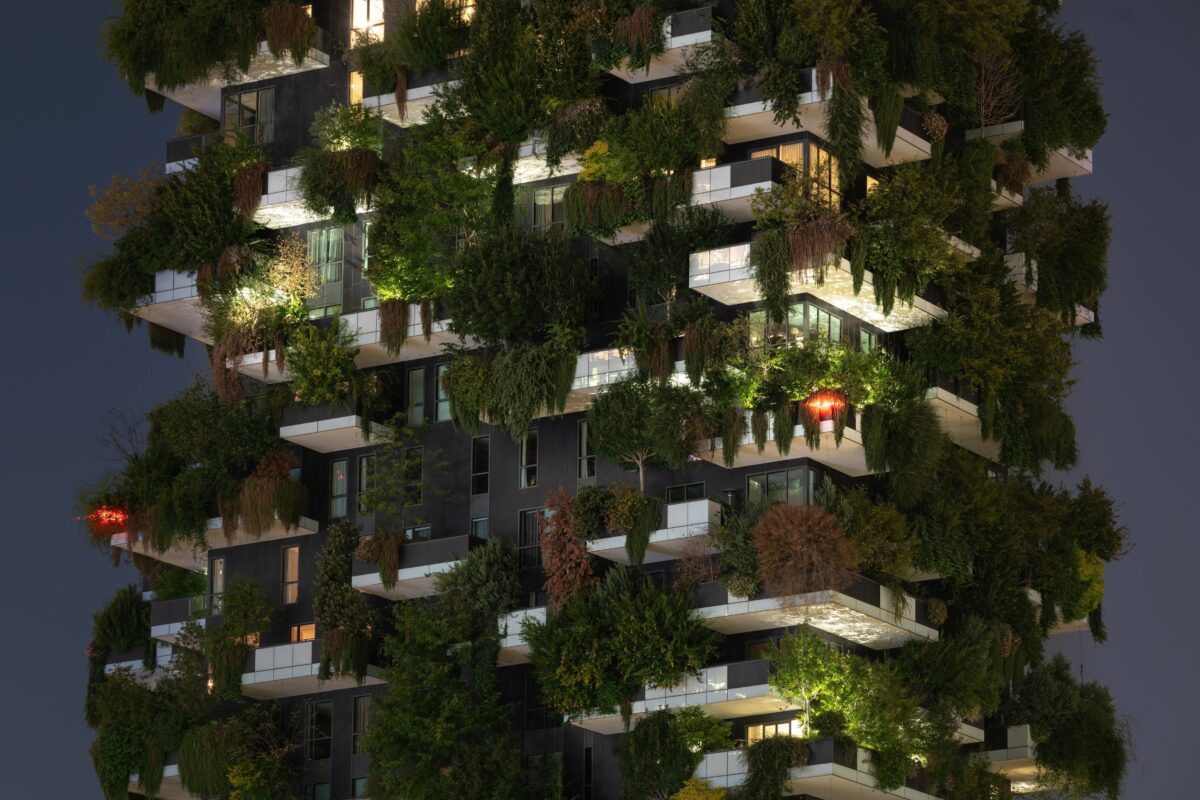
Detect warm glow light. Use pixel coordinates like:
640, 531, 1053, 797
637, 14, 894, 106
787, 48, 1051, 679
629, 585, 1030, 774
804, 390, 847, 422
86, 506, 128, 536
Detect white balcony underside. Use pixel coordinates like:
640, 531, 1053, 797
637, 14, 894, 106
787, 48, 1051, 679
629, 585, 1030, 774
691, 180, 776, 222
925, 388, 1002, 462
279, 415, 389, 453
255, 167, 369, 228
699, 751, 941, 800
151, 617, 206, 646
497, 607, 545, 666
698, 590, 938, 650
111, 515, 317, 570
965, 121, 1093, 183
697, 421, 872, 476
588, 498, 720, 564
362, 82, 454, 128
577, 684, 800, 735
689, 251, 944, 333
241, 664, 385, 699
352, 560, 459, 600
609, 30, 713, 83
987, 726, 1042, 792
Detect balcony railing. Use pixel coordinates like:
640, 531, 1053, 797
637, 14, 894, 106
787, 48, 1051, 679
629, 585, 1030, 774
352, 533, 485, 599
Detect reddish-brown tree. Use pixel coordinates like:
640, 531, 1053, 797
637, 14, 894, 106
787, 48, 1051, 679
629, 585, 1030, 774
752, 504, 859, 597
540, 488, 596, 606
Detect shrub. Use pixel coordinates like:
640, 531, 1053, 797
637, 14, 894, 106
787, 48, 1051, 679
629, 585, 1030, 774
573, 484, 615, 540
208, 577, 273, 696
752, 505, 858, 598
298, 103, 384, 224
314, 520, 377, 682
434, 537, 523, 637
671, 779, 728, 800
539, 488, 597, 606
741, 736, 809, 800
286, 321, 362, 406
825, 486, 917, 578
92, 585, 149, 654
616, 710, 698, 800
604, 483, 663, 567
708, 506, 763, 598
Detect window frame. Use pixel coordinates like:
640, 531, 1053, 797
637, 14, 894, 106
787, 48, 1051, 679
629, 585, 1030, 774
330, 458, 348, 519
577, 419, 596, 480
407, 367, 426, 425
281, 545, 300, 605
520, 429, 538, 489
352, 695, 372, 756
471, 436, 490, 495
306, 700, 333, 761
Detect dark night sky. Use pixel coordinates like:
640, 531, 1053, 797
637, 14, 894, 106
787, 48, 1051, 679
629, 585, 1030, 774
0, 1, 1191, 795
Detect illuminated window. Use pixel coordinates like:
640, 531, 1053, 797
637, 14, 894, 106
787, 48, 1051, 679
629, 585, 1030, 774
746, 719, 803, 744
282, 546, 300, 605
751, 140, 840, 204
860, 329, 877, 353
306, 701, 333, 760
748, 303, 843, 348
407, 367, 425, 424
349, 70, 364, 105
699, 157, 717, 169
748, 466, 823, 507
330, 459, 348, 518
290, 623, 316, 642
352, 0, 386, 37
520, 429, 538, 489
532, 185, 567, 230
353, 695, 372, 755
210, 557, 225, 597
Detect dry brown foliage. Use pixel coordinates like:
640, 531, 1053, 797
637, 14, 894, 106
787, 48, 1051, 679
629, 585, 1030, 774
752, 504, 858, 597
614, 5, 659, 63
673, 535, 721, 591
86, 165, 163, 239
995, 141, 1033, 192
922, 110, 949, 142
975, 51, 1021, 129
340, 148, 382, 195
379, 298, 410, 354
237, 451, 297, 539
234, 162, 267, 218
264, 1, 316, 59
420, 297, 435, 341
815, 57, 853, 97
786, 215, 855, 274
539, 488, 596, 606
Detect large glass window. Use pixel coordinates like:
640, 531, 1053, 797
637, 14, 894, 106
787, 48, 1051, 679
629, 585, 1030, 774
750, 140, 840, 204
330, 459, 348, 518
520, 429, 538, 489
748, 302, 843, 348
471, 436, 489, 495
290, 624, 316, 642
282, 546, 300, 605
747, 720, 804, 744
407, 367, 425, 425
224, 87, 275, 144
435, 364, 451, 421
747, 466, 823, 508
666, 482, 704, 504
352, 695, 371, 756
518, 509, 545, 567
860, 329, 878, 353
306, 700, 333, 760
307, 227, 344, 318
532, 185, 568, 230
577, 420, 596, 480
471, 517, 489, 539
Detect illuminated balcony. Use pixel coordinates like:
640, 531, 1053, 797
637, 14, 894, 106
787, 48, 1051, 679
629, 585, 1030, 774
697, 739, 941, 799
133, 270, 207, 344
587, 498, 722, 564
254, 166, 371, 228
691, 157, 788, 222
689, 244, 946, 332
724, 76, 932, 168
513, 138, 582, 185
240, 639, 384, 700
234, 305, 461, 383
691, 578, 939, 650
986, 725, 1043, 793
924, 380, 1001, 462
609, 4, 721, 83
577, 659, 799, 735
560, 347, 637, 413
352, 534, 482, 600
146, 27, 331, 117
966, 121, 1093, 184
497, 606, 545, 666
694, 409, 872, 477
150, 595, 211, 645
361, 67, 456, 128
279, 402, 390, 453
111, 514, 317, 571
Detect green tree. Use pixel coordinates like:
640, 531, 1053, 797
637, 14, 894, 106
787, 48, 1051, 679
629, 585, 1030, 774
588, 379, 706, 491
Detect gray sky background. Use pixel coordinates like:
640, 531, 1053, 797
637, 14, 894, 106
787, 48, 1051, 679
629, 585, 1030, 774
0, 1, 1190, 795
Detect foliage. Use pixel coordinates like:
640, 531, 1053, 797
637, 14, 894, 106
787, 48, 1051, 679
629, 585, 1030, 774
615, 710, 701, 800
208, 577, 273, 697
92, 584, 150, 654
434, 537, 523, 637
353, 0, 468, 104
573, 484, 614, 540
314, 520, 377, 682
540, 488, 597, 605
707, 505, 764, 598
859, 362, 946, 505
523, 567, 717, 723
150, 565, 208, 601
752, 504, 858, 597
297, 103, 384, 224
671, 706, 732, 754
448, 225, 596, 344
441, 327, 582, 438
671, 779, 727, 800
86, 163, 163, 240
604, 482, 664, 566
285, 321, 364, 406
235, 450, 306, 538
894, 617, 1003, 724
588, 379, 706, 492
740, 736, 809, 800
822, 485, 917, 578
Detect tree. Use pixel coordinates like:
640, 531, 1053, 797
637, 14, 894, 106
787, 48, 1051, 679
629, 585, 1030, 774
539, 488, 597, 606
752, 505, 859, 598
588, 379, 706, 491
313, 520, 377, 682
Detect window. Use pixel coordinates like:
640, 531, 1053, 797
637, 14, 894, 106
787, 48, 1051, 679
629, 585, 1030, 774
750, 140, 840, 204
407, 367, 425, 425
471, 517, 489, 540
860, 329, 877, 352
210, 557, 225, 596
577, 420, 596, 480
518, 509, 546, 567
748, 302, 843, 348
306, 700, 333, 760
582, 746, 594, 800
404, 447, 423, 505
353, 696, 372, 756
808, 305, 842, 341
747, 720, 804, 744
307, 784, 331, 800
358, 454, 375, 513
531, 185, 567, 230
435, 364, 451, 421
223, 87, 275, 144
666, 482, 704, 504
282, 546, 300, 605
351, 777, 369, 798
404, 525, 431, 541
290, 624, 316, 643
353, 0, 386, 35
471, 437, 490, 495
520, 429, 538, 489
330, 459, 348, 518
747, 466, 823, 508
308, 227, 344, 318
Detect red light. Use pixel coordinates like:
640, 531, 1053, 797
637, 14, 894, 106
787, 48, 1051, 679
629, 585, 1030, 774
86, 506, 128, 536
804, 390, 846, 422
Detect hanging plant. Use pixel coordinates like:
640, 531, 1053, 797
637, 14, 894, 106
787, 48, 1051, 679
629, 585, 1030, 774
617, 302, 674, 382
799, 389, 850, 447
236, 450, 306, 539
233, 161, 266, 218
263, 2, 316, 66
356, 529, 403, 590
379, 297, 410, 355
298, 104, 384, 224
314, 520, 377, 682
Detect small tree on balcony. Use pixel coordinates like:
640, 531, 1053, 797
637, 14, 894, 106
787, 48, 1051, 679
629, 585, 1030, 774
314, 520, 378, 682
752, 504, 859, 598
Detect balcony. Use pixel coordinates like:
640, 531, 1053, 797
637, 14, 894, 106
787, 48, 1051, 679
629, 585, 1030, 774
1026, 589, 1090, 636
992, 180, 1024, 210
724, 77, 932, 168
111, 514, 318, 570
513, 138, 582, 185
497, 606, 546, 666
691, 578, 939, 650
588, 498, 721, 564
609, 4, 721, 83
1006, 253, 1097, 328
104, 642, 175, 688
129, 760, 191, 800
698, 738, 941, 799
924, 380, 1001, 462
986, 724, 1042, 793
362, 67, 456, 128
133, 271, 207, 344
559, 347, 637, 413
279, 402, 390, 453
240, 639, 385, 700
689, 244, 945, 332
352, 533, 482, 600
164, 132, 222, 174
576, 659, 799, 735
965, 121, 1093, 184
691, 157, 788, 222
694, 409, 872, 476
150, 595, 211, 644
254, 166, 371, 228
